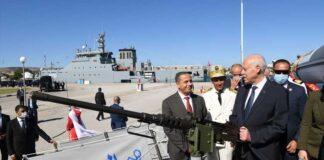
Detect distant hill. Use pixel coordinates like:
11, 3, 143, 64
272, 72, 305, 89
0, 67, 40, 74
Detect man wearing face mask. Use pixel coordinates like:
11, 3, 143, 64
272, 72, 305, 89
6, 105, 57, 160
273, 59, 307, 160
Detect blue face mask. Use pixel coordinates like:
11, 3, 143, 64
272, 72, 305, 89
274, 74, 289, 85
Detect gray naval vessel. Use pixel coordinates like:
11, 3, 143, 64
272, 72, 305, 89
41, 33, 208, 83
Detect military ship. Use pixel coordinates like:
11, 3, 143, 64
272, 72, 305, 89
41, 33, 208, 83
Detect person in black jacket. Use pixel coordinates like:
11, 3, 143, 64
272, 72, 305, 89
230, 55, 288, 160
16, 87, 24, 105
6, 105, 57, 160
95, 87, 106, 121
27, 92, 39, 123
272, 59, 307, 160
0, 106, 10, 160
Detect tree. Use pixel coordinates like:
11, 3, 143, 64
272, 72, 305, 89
12, 68, 23, 80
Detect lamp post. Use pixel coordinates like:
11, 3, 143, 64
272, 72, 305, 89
20, 56, 26, 106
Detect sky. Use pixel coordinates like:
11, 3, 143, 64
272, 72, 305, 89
1, 0, 324, 68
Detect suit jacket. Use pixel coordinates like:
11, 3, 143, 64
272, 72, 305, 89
231, 79, 288, 160
0, 114, 10, 141
27, 98, 38, 109
162, 92, 207, 153
95, 91, 106, 105
6, 117, 52, 157
16, 89, 24, 99
298, 91, 324, 158
110, 104, 128, 129
286, 82, 307, 142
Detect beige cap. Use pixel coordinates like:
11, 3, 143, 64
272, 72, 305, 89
209, 66, 226, 78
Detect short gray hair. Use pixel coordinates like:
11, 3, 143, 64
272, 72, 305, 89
246, 54, 267, 73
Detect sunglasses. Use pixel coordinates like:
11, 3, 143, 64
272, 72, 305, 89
274, 70, 290, 74
211, 77, 226, 82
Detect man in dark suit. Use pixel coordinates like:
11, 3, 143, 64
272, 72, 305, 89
110, 96, 128, 130
16, 87, 24, 105
0, 106, 10, 160
6, 105, 57, 160
27, 92, 39, 123
95, 87, 106, 121
272, 59, 307, 160
230, 55, 289, 160
162, 71, 207, 160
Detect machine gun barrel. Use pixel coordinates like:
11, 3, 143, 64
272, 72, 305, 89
32, 91, 194, 129
32, 91, 239, 154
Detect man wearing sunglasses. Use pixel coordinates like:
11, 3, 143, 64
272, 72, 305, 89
203, 66, 237, 160
273, 59, 307, 160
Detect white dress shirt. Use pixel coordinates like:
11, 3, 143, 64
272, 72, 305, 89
245, 77, 267, 108
178, 91, 194, 112
17, 117, 25, 128
0, 114, 2, 129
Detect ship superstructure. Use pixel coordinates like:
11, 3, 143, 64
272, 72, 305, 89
41, 33, 208, 83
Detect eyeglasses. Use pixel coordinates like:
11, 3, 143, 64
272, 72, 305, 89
211, 77, 226, 82
274, 70, 290, 74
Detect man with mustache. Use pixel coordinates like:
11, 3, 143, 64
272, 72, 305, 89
203, 66, 238, 160
162, 71, 207, 160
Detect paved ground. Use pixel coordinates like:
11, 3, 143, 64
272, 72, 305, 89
0, 82, 212, 153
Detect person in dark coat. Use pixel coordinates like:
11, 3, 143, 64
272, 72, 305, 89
16, 87, 24, 105
230, 55, 288, 160
95, 87, 106, 121
272, 59, 307, 160
162, 72, 208, 160
109, 96, 128, 130
0, 106, 10, 160
27, 92, 39, 123
6, 105, 57, 160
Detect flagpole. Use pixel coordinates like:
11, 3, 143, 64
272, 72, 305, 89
240, 0, 244, 63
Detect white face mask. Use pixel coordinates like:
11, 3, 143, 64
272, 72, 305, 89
20, 112, 27, 118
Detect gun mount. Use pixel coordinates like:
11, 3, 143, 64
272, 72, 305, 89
32, 91, 238, 155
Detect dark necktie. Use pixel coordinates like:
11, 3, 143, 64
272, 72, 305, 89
22, 119, 26, 128
217, 91, 222, 105
184, 96, 193, 113
244, 86, 258, 120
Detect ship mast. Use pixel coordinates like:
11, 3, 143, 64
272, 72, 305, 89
97, 32, 105, 53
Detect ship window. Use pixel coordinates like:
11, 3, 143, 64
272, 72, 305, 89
78, 67, 80, 69
95, 67, 97, 69
74, 74, 76, 76
89, 74, 91, 76
83, 67, 84, 69
78, 74, 80, 76
89, 67, 91, 69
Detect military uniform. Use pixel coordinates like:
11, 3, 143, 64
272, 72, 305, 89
202, 66, 237, 160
